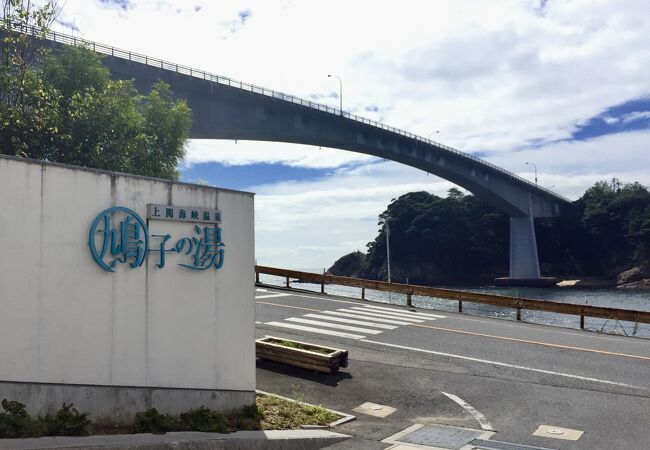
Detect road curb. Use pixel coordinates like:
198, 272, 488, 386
0, 430, 351, 450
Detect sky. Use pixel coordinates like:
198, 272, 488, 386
52, 0, 650, 270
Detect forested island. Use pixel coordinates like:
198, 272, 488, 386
327, 180, 650, 288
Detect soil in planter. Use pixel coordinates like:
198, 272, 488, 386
268, 339, 332, 355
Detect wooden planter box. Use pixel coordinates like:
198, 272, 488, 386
256, 336, 349, 374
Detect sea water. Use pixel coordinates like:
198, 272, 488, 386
258, 272, 650, 338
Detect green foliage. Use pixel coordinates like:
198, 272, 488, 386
0, 399, 30, 438
363, 190, 509, 283
343, 180, 650, 283
1, 5, 191, 179
241, 403, 264, 421
133, 408, 181, 434
42, 403, 93, 436
0, 400, 93, 438
180, 406, 230, 433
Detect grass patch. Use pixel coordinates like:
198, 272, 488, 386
0, 394, 343, 438
254, 394, 341, 429
267, 338, 333, 355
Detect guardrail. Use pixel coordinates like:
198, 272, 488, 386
255, 265, 650, 329
5, 23, 572, 204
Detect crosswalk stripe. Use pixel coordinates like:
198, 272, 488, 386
346, 308, 425, 323
255, 293, 293, 299
286, 317, 383, 335
361, 304, 446, 319
264, 321, 365, 339
319, 310, 413, 325
303, 314, 397, 330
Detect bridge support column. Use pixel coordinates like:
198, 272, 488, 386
509, 213, 540, 279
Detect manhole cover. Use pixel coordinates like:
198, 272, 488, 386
470, 439, 558, 450
397, 424, 484, 449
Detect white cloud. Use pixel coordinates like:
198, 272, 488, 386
49, 1, 650, 268
253, 129, 650, 269
253, 161, 456, 269
621, 111, 650, 123
182, 140, 375, 169
55, 0, 650, 154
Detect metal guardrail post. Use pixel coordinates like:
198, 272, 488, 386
361, 287, 365, 300
255, 269, 260, 284
321, 281, 325, 294
516, 306, 522, 321
458, 300, 463, 313
285, 276, 290, 288
580, 312, 585, 329
406, 292, 413, 307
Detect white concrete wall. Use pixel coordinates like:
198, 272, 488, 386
0, 156, 255, 393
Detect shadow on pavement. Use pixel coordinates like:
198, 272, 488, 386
256, 359, 353, 387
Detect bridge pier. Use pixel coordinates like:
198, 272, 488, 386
509, 214, 541, 279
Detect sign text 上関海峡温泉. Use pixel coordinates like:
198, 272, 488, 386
88, 206, 225, 272
147, 204, 221, 224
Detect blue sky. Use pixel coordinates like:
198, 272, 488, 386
54, 0, 650, 269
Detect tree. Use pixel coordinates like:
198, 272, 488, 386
1, 0, 61, 157
1, 1, 191, 180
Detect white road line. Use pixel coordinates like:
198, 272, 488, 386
441, 391, 495, 431
285, 317, 383, 335
265, 321, 365, 339
255, 293, 293, 299
360, 339, 647, 390
361, 305, 447, 319
304, 314, 397, 330
320, 310, 413, 325
255, 288, 269, 292
358, 305, 442, 320
347, 308, 426, 323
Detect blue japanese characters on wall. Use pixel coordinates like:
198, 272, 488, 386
88, 205, 225, 272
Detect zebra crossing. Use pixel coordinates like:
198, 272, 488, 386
262, 301, 446, 340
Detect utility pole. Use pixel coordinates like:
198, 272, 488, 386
386, 221, 391, 283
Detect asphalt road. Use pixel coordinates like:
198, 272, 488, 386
254, 284, 650, 450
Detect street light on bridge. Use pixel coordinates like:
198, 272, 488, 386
327, 74, 343, 115
525, 162, 538, 186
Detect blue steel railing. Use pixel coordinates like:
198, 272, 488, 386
11, 23, 571, 203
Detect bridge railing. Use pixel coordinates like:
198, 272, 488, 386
8, 23, 571, 203
255, 265, 650, 330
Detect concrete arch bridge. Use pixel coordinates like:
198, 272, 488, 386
41, 28, 571, 280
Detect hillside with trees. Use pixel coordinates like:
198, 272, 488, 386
328, 181, 650, 287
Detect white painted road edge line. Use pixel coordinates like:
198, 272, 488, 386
441, 391, 495, 431
359, 339, 648, 390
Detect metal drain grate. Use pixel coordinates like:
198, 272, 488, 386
470, 439, 558, 450
397, 424, 484, 449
